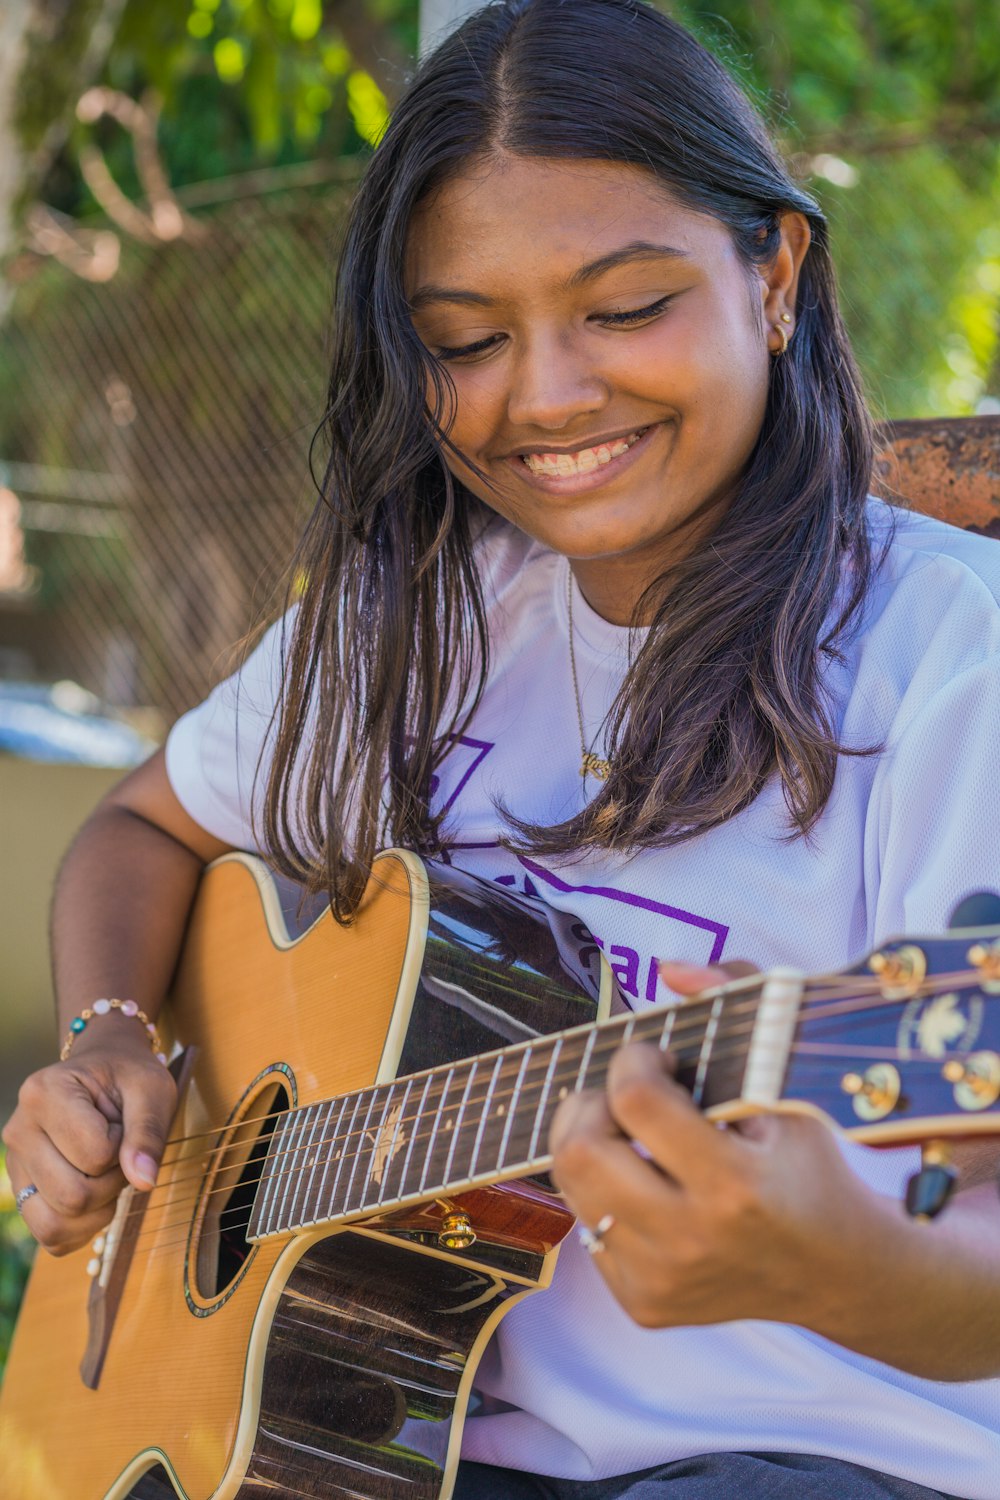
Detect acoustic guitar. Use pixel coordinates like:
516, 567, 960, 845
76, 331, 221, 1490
1, 849, 999, 1500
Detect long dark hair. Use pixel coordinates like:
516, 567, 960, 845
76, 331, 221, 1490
261, 0, 876, 920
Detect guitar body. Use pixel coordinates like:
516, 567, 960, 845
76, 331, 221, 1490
0, 852, 609, 1500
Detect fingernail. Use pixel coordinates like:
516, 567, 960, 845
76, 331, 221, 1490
134, 1153, 159, 1188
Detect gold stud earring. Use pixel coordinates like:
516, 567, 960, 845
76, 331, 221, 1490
780, 312, 792, 324
771, 324, 789, 357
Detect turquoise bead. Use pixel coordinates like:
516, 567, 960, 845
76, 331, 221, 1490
70, 1017, 86, 1033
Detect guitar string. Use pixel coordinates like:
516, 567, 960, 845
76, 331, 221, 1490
137, 968, 978, 1205
118, 1010, 983, 1258
128, 967, 988, 1214
152, 967, 934, 1160
127, 1042, 981, 1272
152, 965, 980, 1164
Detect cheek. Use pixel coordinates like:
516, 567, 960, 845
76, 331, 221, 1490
669, 303, 769, 436
445, 369, 506, 449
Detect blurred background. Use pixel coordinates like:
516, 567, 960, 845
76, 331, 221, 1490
1, 0, 999, 1369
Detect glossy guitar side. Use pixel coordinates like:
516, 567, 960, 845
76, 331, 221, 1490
2, 851, 999, 1499
0, 852, 608, 1500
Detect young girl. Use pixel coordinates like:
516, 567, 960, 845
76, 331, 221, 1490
6, 2, 1000, 1496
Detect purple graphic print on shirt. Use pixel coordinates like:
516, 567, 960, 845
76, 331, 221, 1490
515, 855, 729, 1003
434, 735, 729, 1008
429, 735, 495, 812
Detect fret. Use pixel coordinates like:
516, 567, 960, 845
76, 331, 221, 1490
441, 1060, 479, 1188
466, 1048, 526, 1185
527, 1036, 563, 1161
286, 1102, 322, 1229
253, 1109, 296, 1238
575, 1025, 599, 1091
692, 995, 725, 1105
468, 1054, 504, 1180
657, 1005, 677, 1053
495, 1036, 558, 1171
495, 1043, 533, 1174
371, 1076, 413, 1206
323, 1089, 364, 1222
387, 1071, 434, 1206
273, 1107, 311, 1232
247, 974, 777, 1241
309, 1095, 349, 1227
418, 1065, 456, 1193
341, 1087, 381, 1214
349, 1082, 396, 1213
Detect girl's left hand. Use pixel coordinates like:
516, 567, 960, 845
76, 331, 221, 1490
548, 961, 896, 1334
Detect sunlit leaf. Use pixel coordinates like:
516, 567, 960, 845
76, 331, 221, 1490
214, 35, 247, 83
346, 69, 389, 147
290, 0, 322, 43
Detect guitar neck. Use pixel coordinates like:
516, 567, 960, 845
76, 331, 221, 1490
247, 972, 789, 1242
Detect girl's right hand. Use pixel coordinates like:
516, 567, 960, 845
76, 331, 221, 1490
2, 1029, 177, 1255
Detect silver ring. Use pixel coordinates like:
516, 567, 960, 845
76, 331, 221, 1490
14, 1183, 39, 1214
578, 1213, 616, 1255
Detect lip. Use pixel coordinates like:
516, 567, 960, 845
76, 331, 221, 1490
504, 423, 660, 494
503, 424, 650, 460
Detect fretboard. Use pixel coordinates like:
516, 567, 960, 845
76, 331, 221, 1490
247, 987, 764, 1243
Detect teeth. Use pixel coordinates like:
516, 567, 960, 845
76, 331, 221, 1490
521, 429, 645, 476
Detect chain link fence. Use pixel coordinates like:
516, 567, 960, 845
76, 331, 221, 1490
0, 173, 359, 727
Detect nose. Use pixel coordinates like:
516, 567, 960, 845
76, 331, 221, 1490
505, 328, 609, 433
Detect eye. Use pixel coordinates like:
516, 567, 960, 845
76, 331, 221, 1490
597, 294, 675, 327
433, 333, 504, 362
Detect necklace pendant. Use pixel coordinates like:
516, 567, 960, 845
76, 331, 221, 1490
581, 751, 612, 782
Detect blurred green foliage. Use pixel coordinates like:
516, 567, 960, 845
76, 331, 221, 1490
2, 0, 998, 1389
674, 0, 1000, 414
0, 1151, 36, 1384
18, 0, 996, 418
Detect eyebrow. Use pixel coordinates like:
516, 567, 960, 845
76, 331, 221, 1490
408, 240, 691, 311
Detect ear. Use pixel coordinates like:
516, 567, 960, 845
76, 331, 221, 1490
760, 211, 811, 354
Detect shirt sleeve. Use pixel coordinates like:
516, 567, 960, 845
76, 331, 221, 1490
868, 653, 1000, 941
164, 613, 294, 850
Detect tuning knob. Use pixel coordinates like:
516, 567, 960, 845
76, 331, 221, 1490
941, 1052, 1000, 1110
905, 1141, 958, 1221
840, 1063, 902, 1120
968, 942, 1000, 995
868, 946, 926, 1000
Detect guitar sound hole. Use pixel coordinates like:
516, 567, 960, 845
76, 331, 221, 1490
194, 1076, 291, 1302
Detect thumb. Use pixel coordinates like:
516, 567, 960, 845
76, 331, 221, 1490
117, 1064, 176, 1192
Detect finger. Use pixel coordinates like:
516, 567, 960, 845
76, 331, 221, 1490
17, 1066, 125, 1179
549, 1087, 680, 1227
117, 1065, 177, 1191
606, 1042, 742, 1182
8, 1128, 124, 1221
658, 958, 759, 997
549, 1081, 621, 1157
5, 1152, 114, 1256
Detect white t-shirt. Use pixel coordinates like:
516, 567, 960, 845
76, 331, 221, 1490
166, 501, 1000, 1495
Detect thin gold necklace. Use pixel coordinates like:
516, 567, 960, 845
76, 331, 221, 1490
567, 568, 613, 782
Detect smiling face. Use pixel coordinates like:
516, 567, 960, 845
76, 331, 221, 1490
406, 154, 807, 624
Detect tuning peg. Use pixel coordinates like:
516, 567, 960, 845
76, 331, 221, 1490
948, 893, 1000, 930
905, 1141, 958, 1221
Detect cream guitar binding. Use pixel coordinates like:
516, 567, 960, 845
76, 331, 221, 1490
2, 851, 999, 1500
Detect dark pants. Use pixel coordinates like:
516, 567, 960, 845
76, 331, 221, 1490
453, 1453, 958, 1499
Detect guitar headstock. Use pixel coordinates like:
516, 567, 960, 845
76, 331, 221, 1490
784, 914, 1000, 1147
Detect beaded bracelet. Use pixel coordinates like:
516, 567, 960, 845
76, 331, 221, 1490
60, 998, 167, 1065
